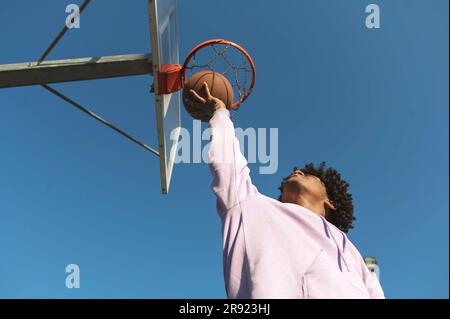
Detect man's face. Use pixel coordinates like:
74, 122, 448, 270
282, 169, 328, 201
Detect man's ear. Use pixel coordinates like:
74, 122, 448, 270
324, 198, 336, 211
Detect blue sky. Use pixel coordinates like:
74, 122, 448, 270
0, 0, 448, 298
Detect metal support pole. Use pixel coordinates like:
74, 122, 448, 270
0, 54, 153, 89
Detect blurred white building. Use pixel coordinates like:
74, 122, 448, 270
364, 256, 380, 281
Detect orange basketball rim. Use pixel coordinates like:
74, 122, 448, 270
157, 39, 256, 110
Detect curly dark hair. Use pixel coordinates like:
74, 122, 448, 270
278, 162, 355, 233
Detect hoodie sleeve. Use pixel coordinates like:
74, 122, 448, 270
361, 259, 385, 299
208, 109, 257, 216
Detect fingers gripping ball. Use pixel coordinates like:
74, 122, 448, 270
183, 71, 234, 121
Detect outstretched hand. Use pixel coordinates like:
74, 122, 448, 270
186, 82, 227, 122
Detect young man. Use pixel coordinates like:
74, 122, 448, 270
188, 83, 385, 299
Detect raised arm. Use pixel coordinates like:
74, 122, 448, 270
188, 83, 257, 215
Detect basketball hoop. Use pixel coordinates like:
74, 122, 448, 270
158, 39, 256, 110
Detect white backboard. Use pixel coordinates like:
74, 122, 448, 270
149, 0, 180, 194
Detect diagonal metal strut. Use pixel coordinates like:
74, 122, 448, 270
42, 84, 159, 156
38, 0, 92, 65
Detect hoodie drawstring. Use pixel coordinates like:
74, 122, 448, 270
321, 217, 350, 272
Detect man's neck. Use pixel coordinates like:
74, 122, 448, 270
293, 197, 326, 217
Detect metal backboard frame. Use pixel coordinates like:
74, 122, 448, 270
0, 1, 180, 194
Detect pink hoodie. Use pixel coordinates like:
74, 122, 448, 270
208, 109, 385, 299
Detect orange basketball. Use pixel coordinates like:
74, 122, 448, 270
183, 70, 234, 121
